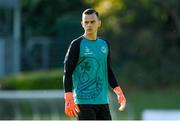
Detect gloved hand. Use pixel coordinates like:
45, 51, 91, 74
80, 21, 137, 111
64, 92, 80, 117
113, 86, 126, 111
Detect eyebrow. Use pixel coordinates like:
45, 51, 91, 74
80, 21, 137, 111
85, 20, 96, 22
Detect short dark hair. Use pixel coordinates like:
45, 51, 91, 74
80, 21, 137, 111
82, 8, 100, 19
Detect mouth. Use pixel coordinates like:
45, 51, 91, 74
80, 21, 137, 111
87, 28, 92, 31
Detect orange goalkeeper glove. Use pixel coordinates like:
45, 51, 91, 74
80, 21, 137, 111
113, 86, 126, 111
64, 92, 80, 117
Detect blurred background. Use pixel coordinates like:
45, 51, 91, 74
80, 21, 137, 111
0, 0, 180, 120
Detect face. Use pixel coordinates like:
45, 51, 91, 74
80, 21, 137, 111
81, 13, 101, 35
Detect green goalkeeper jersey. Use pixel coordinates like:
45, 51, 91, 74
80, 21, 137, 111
73, 37, 109, 104
63, 36, 118, 104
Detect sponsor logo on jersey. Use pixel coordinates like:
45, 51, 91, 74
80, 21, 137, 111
84, 46, 93, 55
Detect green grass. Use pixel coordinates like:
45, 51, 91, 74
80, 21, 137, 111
0, 88, 179, 120
110, 88, 180, 120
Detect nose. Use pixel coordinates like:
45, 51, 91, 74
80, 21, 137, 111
87, 22, 91, 27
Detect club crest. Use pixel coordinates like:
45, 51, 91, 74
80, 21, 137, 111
101, 46, 107, 53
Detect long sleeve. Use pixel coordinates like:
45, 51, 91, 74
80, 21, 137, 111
106, 40, 119, 89
63, 37, 82, 92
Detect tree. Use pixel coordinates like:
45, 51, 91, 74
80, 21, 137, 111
84, 0, 180, 88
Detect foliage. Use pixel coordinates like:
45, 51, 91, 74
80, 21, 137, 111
84, 0, 180, 88
19, 0, 180, 88
0, 69, 63, 90
20, 0, 87, 69
21, 0, 86, 36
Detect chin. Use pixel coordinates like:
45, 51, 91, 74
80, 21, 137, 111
86, 31, 95, 34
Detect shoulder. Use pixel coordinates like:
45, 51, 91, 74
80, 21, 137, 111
98, 37, 110, 47
70, 36, 83, 46
65, 36, 83, 57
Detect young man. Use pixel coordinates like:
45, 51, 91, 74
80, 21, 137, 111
63, 8, 126, 120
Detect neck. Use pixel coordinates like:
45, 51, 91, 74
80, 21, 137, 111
83, 33, 97, 40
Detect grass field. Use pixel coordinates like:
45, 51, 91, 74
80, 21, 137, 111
109, 88, 180, 120
42, 88, 180, 120
0, 88, 179, 120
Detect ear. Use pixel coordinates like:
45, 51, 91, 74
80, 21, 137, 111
81, 21, 84, 27
98, 20, 101, 27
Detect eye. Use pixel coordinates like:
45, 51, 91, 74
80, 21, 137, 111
91, 21, 95, 24
85, 21, 89, 24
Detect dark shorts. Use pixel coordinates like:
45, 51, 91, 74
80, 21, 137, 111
77, 104, 112, 120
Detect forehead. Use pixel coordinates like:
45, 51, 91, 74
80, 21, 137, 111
82, 13, 99, 21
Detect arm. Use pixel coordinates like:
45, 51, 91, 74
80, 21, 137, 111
63, 39, 81, 117
63, 40, 80, 92
107, 51, 118, 88
106, 41, 126, 112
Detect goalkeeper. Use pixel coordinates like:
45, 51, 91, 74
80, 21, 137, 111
63, 8, 126, 120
